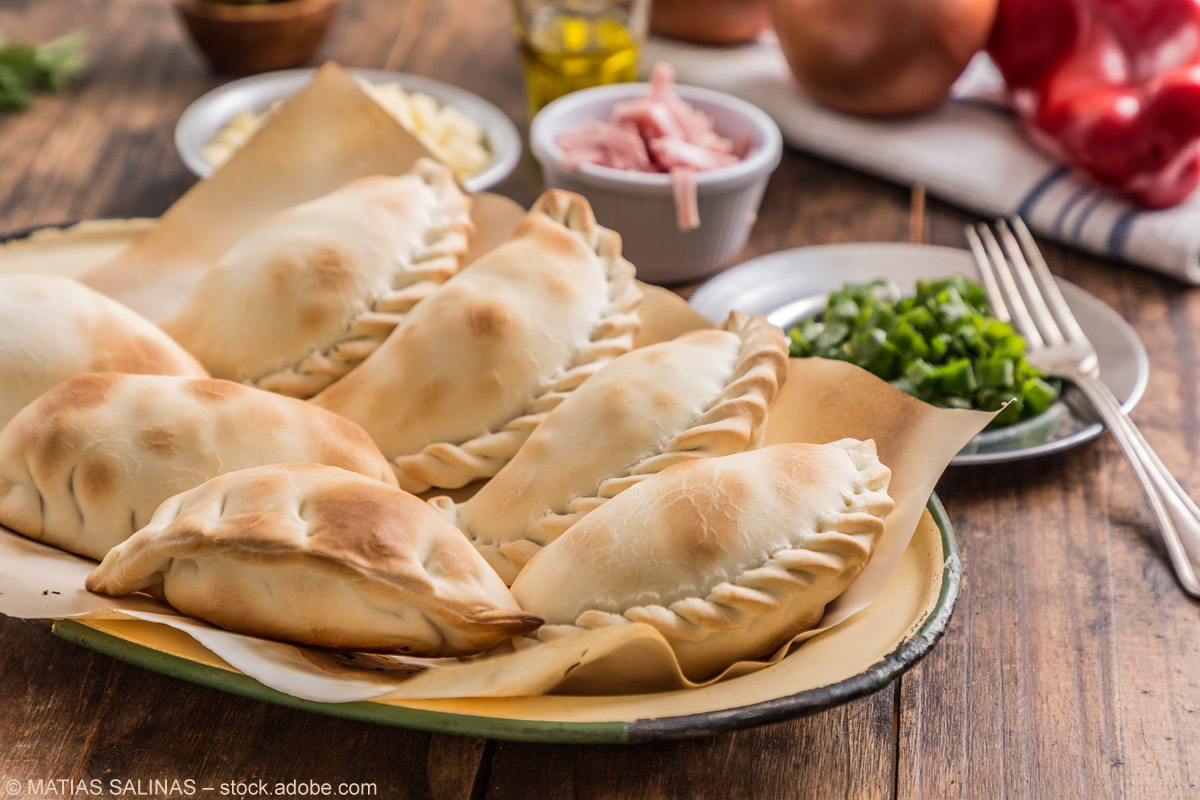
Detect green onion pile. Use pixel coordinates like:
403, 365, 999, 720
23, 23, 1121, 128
787, 275, 1058, 428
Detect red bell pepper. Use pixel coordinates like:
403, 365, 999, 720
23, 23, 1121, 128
988, 0, 1200, 208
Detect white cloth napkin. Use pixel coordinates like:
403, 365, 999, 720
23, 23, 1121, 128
643, 36, 1200, 284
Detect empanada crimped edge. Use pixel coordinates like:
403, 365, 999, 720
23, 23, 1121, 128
526, 311, 790, 544
163, 159, 474, 400
85, 463, 542, 657
389, 189, 643, 491
254, 161, 474, 397
431, 311, 791, 581
511, 440, 894, 679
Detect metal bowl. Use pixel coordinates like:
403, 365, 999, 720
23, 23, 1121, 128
690, 243, 1150, 465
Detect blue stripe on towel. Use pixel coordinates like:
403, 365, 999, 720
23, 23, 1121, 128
1108, 209, 1141, 258
1071, 194, 1106, 241
1017, 166, 1069, 219
1054, 186, 1093, 236
949, 96, 1014, 118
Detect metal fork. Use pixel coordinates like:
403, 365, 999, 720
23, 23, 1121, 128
966, 217, 1200, 598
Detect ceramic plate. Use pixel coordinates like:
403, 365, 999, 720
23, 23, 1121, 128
174, 68, 521, 193
690, 243, 1150, 465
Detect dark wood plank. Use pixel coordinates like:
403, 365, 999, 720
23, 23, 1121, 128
483, 697, 897, 800
0, 616, 483, 798
898, 201, 1200, 798
0, 0, 206, 231
742, 152, 912, 259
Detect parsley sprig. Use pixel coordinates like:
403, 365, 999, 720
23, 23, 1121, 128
0, 29, 88, 111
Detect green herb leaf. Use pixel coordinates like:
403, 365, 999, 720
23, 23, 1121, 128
0, 28, 87, 111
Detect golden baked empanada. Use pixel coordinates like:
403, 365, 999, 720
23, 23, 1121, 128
432, 312, 789, 583
312, 189, 642, 492
0, 273, 206, 430
86, 463, 542, 656
161, 159, 473, 398
0, 373, 397, 560
510, 440, 894, 680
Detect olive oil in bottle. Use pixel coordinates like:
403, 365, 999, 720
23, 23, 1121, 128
515, 5, 641, 114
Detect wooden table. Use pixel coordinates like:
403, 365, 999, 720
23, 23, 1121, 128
1, 1, 1197, 797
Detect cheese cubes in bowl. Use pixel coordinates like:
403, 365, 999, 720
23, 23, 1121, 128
176, 69, 521, 192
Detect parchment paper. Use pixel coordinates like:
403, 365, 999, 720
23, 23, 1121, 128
79, 63, 524, 322
0, 67, 996, 700
0, 346, 991, 699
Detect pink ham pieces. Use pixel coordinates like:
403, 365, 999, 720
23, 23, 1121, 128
555, 64, 743, 230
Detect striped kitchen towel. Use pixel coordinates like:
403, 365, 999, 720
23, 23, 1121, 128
643, 36, 1200, 284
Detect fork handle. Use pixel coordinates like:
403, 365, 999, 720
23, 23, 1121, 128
1071, 372, 1200, 597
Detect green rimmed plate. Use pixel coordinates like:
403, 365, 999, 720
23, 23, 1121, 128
52, 496, 959, 743
0, 222, 962, 743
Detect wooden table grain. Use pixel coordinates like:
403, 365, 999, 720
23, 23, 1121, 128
1, 1, 1197, 797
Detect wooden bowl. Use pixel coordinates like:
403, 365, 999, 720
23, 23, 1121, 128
176, 0, 344, 74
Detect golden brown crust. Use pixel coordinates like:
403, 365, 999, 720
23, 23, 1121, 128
0, 374, 398, 561
511, 440, 894, 679
161, 160, 473, 399
313, 189, 643, 493
389, 192, 644, 491
0, 273, 207, 430
548, 312, 790, 521
438, 312, 789, 584
86, 464, 541, 656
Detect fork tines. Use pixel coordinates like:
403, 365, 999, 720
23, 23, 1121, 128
964, 217, 1086, 349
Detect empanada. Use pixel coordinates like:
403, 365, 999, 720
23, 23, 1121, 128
0, 373, 398, 560
161, 159, 473, 398
86, 464, 542, 656
312, 189, 642, 492
510, 440, 894, 680
432, 312, 789, 584
0, 273, 206, 430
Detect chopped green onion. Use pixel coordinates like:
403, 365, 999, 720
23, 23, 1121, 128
1022, 377, 1058, 414
977, 358, 1015, 388
786, 275, 1059, 427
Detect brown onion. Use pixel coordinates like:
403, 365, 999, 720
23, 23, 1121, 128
651, 0, 772, 46
771, 0, 997, 116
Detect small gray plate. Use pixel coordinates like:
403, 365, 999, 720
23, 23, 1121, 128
174, 68, 522, 193
689, 243, 1150, 465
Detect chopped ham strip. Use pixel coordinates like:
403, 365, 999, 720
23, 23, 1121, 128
557, 121, 654, 171
671, 168, 700, 231
555, 63, 744, 231
612, 97, 684, 141
650, 137, 738, 172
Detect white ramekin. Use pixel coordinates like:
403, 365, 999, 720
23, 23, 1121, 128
530, 81, 783, 285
